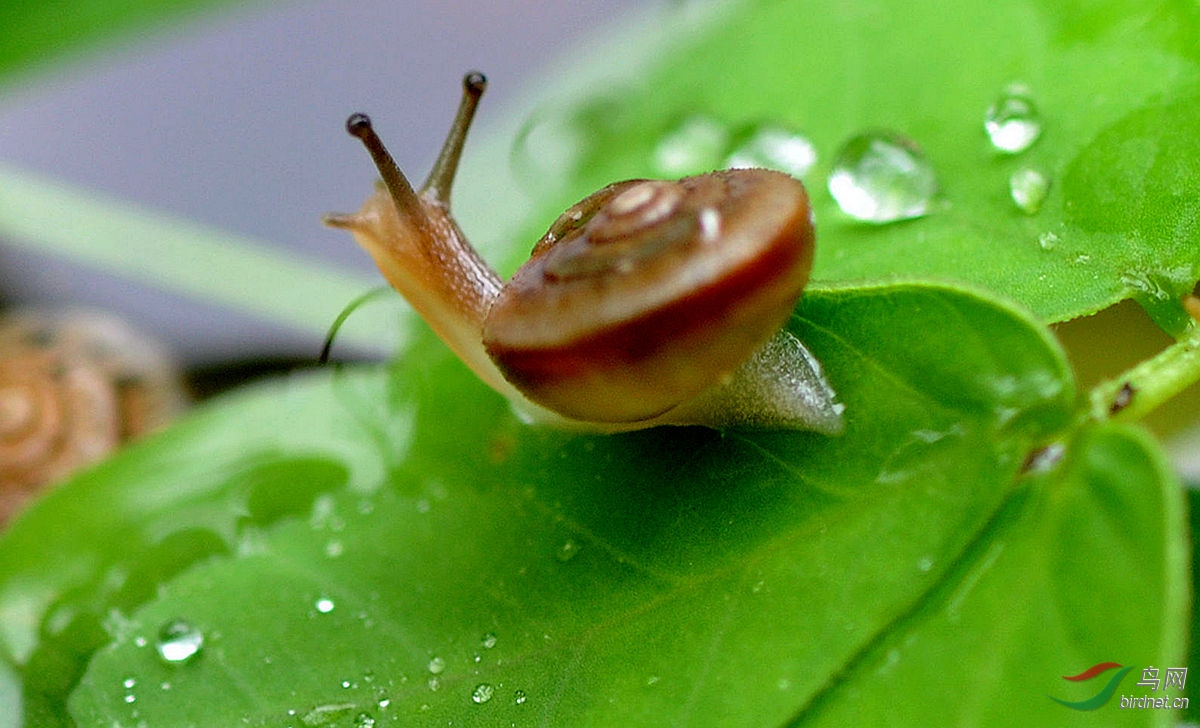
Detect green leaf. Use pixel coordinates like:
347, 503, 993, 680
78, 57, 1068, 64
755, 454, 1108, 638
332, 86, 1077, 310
0, 284, 1184, 725
510, 0, 1200, 327
0, 0, 243, 87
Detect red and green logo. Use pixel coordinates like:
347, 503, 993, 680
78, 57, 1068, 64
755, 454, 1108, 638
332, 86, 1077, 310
1050, 662, 1135, 711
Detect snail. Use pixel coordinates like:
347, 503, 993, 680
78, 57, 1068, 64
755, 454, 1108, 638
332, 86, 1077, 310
325, 72, 843, 434
0, 309, 186, 524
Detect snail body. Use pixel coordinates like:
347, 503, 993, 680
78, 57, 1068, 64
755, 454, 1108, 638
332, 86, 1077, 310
326, 73, 842, 434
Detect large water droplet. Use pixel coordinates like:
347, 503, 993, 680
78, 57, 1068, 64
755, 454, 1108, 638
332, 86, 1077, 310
726, 125, 818, 178
1009, 167, 1050, 214
828, 131, 938, 223
653, 116, 729, 177
155, 620, 204, 665
985, 86, 1042, 153
471, 683, 495, 704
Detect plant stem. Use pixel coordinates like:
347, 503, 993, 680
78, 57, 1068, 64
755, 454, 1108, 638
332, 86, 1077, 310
0, 162, 403, 355
1089, 320, 1200, 423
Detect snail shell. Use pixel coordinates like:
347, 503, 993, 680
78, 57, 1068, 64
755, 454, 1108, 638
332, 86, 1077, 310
326, 72, 843, 434
0, 310, 186, 523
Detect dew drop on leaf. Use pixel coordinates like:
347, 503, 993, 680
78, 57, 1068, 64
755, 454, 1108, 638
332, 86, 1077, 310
1037, 231, 1059, 251
315, 597, 335, 614
556, 539, 583, 562
1009, 167, 1050, 214
828, 130, 938, 222
514, 689, 528, 705
653, 116, 729, 176
354, 712, 376, 727
985, 85, 1043, 153
155, 619, 204, 665
427, 656, 446, 675
725, 125, 818, 178
471, 683, 495, 704
481, 632, 498, 649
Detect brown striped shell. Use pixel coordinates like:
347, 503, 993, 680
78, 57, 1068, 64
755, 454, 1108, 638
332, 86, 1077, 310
483, 171, 814, 422
0, 310, 186, 524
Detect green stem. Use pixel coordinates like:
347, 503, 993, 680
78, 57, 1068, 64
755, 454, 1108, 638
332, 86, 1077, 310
0, 162, 404, 355
1089, 320, 1200, 423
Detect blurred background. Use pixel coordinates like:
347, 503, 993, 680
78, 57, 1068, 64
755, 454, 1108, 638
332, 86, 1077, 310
0, 0, 648, 367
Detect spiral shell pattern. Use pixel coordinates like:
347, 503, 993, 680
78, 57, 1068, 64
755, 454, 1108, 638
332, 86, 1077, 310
0, 310, 185, 524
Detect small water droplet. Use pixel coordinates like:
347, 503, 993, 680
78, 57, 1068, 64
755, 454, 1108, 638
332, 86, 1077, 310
427, 677, 441, 691
985, 85, 1042, 153
341, 679, 352, 689
427, 656, 445, 675
134, 636, 147, 648
354, 712, 376, 727
514, 689, 528, 705
828, 130, 938, 223
725, 125, 818, 178
653, 116, 730, 176
123, 678, 136, 689
1009, 168, 1050, 214
123, 693, 136, 704
1037, 231, 1059, 251
315, 598, 335, 614
556, 539, 582, 562
378, 698, 391, 709
155, 620, 204, 665
917, 556, 934, 572
481, 632, 498, 649
324, 540, 344, 558
160, 681, 171, 691
471, 683, 495, 704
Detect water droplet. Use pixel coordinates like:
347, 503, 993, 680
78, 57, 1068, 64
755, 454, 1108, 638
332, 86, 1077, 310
1009, 167, 1050, 214
427, 656, 446, 675
556, 539, 582, 562
123, 678, 136, 689
427, 677, 441, 691
917, 556, 934, 572
378, 697, 391, 709
315, 598, 335, 614
324, 540, 344, 558
124, 693, 136, 704
341, 679, 352, 689
653, 116, 729, 176
726, 125, 818, 178
481, 632, 498, 649
354, 712, 376, 727
514, 689, 528, 705
471, 683, 495, 704
155, 620, 204, 665
985, 86, 1042, 153
828, 130, 938, 223
1037, 231, 1059, 251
